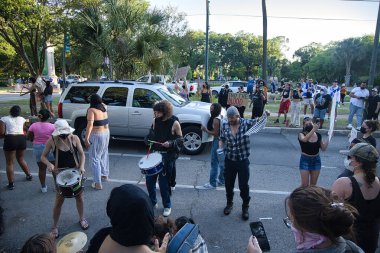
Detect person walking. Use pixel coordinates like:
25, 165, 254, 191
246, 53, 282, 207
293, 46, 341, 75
0, 105, 33, 190
366, 88, 380, 120
313, 87, 332, 129
298, 117, 329, 187
332, 143, 380, 253
250, 84, 265, 119
27, 77, 38, 116
302, 79, 315, 116
289, 83, 303, 127
43, 79, 54, 117
197, 103, 224, 189
41, 119, 88, 238
26, 109, 55, 193
220, 106, 262, 220
85, 94, 110, 190
347, 81, 369, 130
340, 83, 347, 105
145, 100, 183, 217
200, 82, 211, 103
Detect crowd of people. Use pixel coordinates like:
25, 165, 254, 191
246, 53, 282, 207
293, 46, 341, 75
1, 76, 380, 253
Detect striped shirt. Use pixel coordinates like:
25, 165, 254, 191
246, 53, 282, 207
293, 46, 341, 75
220, 118, 258, 161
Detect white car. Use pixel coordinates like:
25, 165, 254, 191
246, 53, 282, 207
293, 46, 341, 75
58, 81, 224, 155
66, 74, 86, 84
211, 81, 248, 97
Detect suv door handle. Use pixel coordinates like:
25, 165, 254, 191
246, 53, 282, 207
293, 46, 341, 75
131, 111, 141, 115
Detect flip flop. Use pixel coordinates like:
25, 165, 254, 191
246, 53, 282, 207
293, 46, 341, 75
91, 182, 102, 190
50, 227, 59, 239
79, 218, 89, 230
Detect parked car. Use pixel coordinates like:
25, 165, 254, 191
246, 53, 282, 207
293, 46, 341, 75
136, 75, 198, 96
211, 81, 248, 97
65, 74, 86, 85
58, 81, 224, 155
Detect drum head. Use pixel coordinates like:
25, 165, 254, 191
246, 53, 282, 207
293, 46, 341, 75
56, 169, 80, 186
139, 153, 162, 169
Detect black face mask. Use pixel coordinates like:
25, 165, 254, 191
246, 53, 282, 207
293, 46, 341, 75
59, 134, 69, 139
360, 127, 367, 134
304, 124, 313, 132
360, 86, 365, 90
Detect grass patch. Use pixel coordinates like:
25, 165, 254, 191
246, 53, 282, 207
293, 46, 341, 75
0, 97, 59, 117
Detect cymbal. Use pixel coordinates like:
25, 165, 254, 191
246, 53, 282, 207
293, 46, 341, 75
57, 231, 87, 253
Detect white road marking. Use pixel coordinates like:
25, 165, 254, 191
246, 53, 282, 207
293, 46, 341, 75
1, 171, 291, 195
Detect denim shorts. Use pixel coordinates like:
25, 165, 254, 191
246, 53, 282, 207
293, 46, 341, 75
299, 154, 321, 170
313, 108, 327, 119
33, 143, 54, 162
44, 95, 53, 103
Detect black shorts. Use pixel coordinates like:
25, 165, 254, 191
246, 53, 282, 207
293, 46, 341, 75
3, 135, 27, 151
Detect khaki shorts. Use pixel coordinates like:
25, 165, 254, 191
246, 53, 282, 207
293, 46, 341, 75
303, 98, 314, 106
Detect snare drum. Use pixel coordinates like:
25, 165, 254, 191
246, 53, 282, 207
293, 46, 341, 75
56, 169, 83, 198
138, 153, 163, 176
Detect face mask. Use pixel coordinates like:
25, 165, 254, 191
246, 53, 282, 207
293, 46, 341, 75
360, 127, 367, 134
59, 134, 69, 139
291, 226, 328, 250
304, 124, 313, 132
361, 86, 365, 90
344, 157, 354, 171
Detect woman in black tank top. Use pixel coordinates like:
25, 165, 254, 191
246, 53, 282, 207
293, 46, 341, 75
41, 119, 88, 238
332, 143, 380, 253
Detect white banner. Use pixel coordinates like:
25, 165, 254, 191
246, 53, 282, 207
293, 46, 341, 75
328, 95, 337, 141
175, 66, 190, 80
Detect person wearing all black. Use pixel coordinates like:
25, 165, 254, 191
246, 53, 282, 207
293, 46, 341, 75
145, 100, 183, 217
251, 84, 265, 119
218, 84, 232, 108
366, 88, 380, 120
43, 79, 54, 116
313, 88, 332, 129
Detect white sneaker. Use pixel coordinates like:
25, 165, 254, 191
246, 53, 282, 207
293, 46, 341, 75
154, 203, 158, 209
163, 208, 171, 217
171, 186, 175, 191
346, 124, 352, 129
41, 186, 47, 193
196, 183, 216, 190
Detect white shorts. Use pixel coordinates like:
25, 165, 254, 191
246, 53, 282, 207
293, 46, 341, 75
303, 98, 314, 106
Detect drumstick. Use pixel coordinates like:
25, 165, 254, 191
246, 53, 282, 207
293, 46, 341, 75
147, 143, 153, 158
147, 140, 163, 145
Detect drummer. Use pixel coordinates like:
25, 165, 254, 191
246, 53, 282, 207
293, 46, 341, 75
146, 100, 183, 217
41, 119, 88, 239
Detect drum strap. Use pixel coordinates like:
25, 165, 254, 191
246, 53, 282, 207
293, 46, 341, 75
52, 136, 79, 169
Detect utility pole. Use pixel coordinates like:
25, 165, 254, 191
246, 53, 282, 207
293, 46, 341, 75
262, 0, 268, 82
369, 0, 380, 87
205, 0, 210, 82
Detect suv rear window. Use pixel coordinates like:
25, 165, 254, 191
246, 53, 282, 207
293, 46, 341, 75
63, 86, 100, 104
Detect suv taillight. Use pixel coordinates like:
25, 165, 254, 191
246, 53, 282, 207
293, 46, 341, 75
58, 102, 63, 118
190, 85, 194, 91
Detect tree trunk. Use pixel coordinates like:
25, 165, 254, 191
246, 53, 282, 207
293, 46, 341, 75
262, 0, 268, 82
345, 59, 352, 85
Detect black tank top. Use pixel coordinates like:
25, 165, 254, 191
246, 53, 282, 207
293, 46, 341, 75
298, 132, 321, 155
154, 117, 176, 152
348, 176, 380, 253
52, 137, 78, 168
282, 88, 291, 99
201, 91, 210, 102
292, 89, 301, 99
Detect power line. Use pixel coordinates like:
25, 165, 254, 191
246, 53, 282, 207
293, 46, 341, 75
186, 13, 375, 22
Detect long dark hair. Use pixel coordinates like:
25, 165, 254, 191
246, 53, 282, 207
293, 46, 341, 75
89, 94, 106, 112
207, 103, 222, 131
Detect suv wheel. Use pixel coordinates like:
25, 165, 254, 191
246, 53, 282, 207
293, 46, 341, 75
182, 126, 204, 155
75, 119, 87, 146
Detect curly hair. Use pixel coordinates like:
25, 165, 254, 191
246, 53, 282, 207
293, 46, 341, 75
288, 186, 357, 244
153, 100, 173, 119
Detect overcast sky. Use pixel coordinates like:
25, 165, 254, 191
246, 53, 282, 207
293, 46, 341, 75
148, 0, 378, 59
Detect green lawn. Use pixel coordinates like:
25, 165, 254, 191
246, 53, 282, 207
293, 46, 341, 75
0, 97, 60, 118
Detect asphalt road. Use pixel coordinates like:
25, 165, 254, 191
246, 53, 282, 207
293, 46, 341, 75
1, 132, 378, 253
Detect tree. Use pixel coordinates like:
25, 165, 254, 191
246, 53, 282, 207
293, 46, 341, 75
0, 0, 64, 77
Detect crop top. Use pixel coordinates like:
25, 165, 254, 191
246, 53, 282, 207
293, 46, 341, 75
93, 118, 108, 126
1, 116, 25, 135
298, 132, 321, 155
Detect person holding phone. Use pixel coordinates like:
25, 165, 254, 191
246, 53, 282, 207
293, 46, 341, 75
298, 117, 329, 187
249, 186, 363, 253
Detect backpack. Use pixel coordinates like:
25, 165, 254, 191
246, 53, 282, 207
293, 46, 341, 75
167, 223, 199, 253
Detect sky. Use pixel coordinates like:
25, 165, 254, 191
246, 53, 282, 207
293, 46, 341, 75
148, 0, 379, 59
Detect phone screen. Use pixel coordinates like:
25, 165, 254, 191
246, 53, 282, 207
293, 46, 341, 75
250, 221, 270, 251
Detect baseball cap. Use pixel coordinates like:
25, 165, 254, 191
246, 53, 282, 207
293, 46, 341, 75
226, 106, 240, 118
348, 143, 379, 162
372, 88, 378, 92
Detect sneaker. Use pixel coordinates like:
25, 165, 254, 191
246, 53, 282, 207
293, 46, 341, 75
346, 124, 353, 129
224, 203, 233, 215
26, 174, 33, 181
171, 186, 176, 191
242, 207, 249, 220
7, 183, 15, 190
196, 183, 216, 190
163, 208, 171, 217
41, 186, 48, 193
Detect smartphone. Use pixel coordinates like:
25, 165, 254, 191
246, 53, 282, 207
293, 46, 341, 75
250, 221, 270, 251
315, 118, 320, 124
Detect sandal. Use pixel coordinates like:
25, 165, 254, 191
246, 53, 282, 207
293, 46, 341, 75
79, 218, 89, 230
91, 182, 102, 190
50, 227, 59, 239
